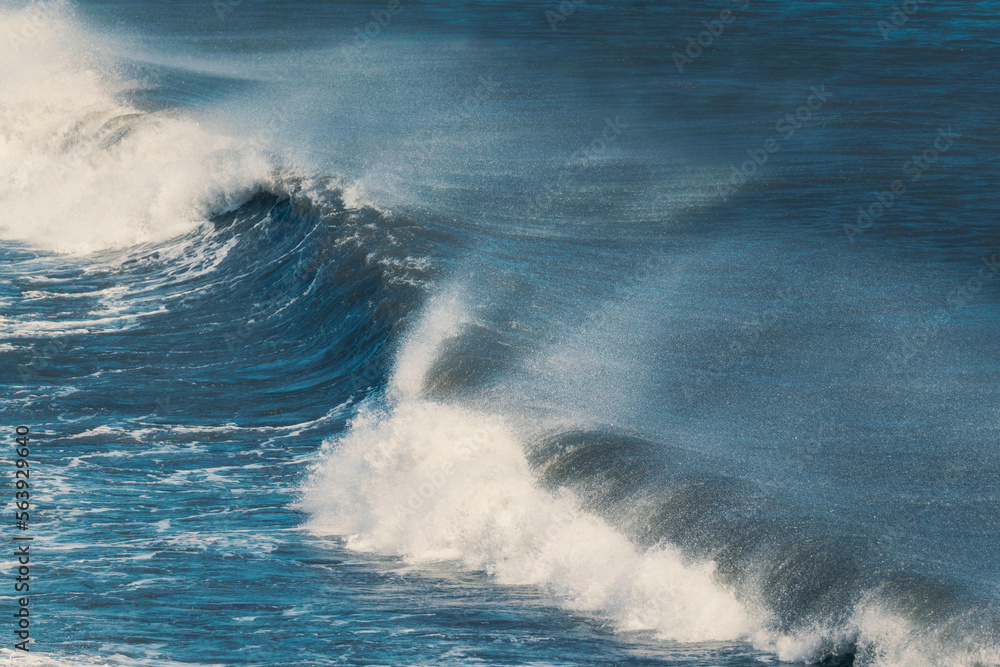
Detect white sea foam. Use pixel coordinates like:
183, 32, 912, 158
300, 290, 1000, 665
0, 4, 272, 254
0, 647, 218, 667
300, 292, 753, 644
754, 594, 1000, 667
0, 649, 110, 667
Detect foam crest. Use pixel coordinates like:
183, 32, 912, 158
756, 598, 1000, 667
0, 4, 272, 254
0, 646, 206, 667
848, 597, 1000, 667
301, 297, 753, 643
389, 289, 470, 400
300, 291, 1000, 665
302, 399, 752, 642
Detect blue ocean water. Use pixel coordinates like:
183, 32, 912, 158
1, 0, 999, 665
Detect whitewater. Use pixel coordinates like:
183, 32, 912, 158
2, 1, 1000, 666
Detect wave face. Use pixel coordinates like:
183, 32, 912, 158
3, 1, 1000, 666
300, 295, 753, 644
301, 293, 1000, 666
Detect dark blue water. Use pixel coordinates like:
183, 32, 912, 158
1, 1, 998, 665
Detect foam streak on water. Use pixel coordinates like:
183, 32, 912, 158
3, 1, 999, 665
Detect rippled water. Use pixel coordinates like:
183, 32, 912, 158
1, 1, 999, 665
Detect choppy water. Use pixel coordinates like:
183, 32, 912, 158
1, 1, 999, 665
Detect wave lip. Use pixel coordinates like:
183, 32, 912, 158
0, 3, 272, 254
300, 292, 1000, 666
301, 399, 753, 643
300, 296, 753, 645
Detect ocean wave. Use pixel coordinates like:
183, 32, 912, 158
300, 293, 752, 643
0, 3, 285, 254
300, 290, 1000, 667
